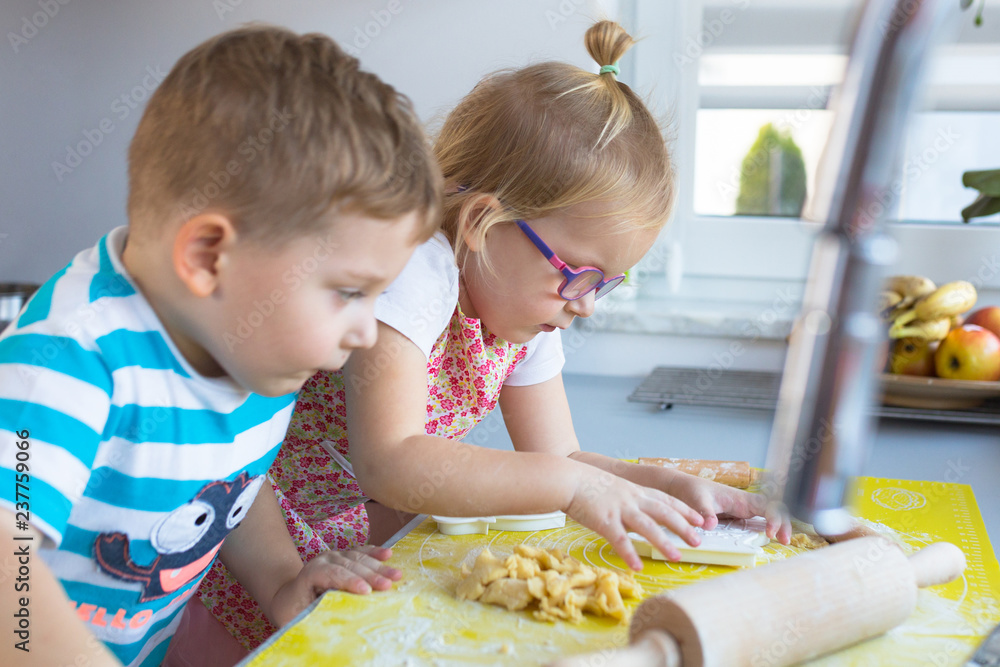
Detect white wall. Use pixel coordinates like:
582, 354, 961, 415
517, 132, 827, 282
0, 0, 625, 283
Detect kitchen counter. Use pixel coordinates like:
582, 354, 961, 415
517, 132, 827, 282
243, 477, 998, 666
467, 372, 1000, 542
238, 371, 1000, 666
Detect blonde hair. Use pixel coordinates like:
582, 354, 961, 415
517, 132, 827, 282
127, 25, 441, 245
434, 20, 674, 271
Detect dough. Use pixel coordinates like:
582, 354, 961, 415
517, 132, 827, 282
789, 519, 830, 549
789, 532, 830, 549
456, 545, 643, 623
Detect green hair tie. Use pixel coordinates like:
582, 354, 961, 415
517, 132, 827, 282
599, 63, 620, 76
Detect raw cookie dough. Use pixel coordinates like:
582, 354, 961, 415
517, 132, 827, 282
789, 519, 830, 549
456, 545, 642, 623
789, 532, 830, 549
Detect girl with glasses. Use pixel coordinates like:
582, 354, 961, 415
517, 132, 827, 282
198, 20, 791, 654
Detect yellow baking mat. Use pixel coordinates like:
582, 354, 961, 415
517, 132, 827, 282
244, 477, 1000, 666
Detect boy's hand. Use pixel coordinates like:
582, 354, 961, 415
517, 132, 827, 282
566, 468, 705, 571
268, 546, 402, 627
665, 472, 792, 545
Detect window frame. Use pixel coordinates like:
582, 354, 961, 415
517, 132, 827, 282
631, 0, 1000, 290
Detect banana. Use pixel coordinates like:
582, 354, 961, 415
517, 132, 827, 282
878, 290, 904, 320
889, 305, 915, 330
885, 275, 936, 300
893, 280, 978, 327
889, 316, 951, 341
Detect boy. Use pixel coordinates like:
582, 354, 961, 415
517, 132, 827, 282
0, 25, 441, 667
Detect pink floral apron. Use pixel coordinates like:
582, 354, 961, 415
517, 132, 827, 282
196, 305, 529, 649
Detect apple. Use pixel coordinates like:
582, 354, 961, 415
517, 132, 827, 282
935, 325, 1000, 381
889, 337, 938, 376
965, 306, 1000, 339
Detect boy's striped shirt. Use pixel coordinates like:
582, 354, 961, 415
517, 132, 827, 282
0, 227, 295, 666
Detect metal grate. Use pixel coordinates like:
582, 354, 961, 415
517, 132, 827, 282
629, 366, 1000, 426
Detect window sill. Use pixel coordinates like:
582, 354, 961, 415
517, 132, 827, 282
575, 275, 801, 341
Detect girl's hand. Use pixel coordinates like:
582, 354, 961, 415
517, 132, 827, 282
268, 546, 401, 627
665, 473, 792, 545
566, 468, 706, 571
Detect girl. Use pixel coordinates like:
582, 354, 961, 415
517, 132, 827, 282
198, 19, 791, 654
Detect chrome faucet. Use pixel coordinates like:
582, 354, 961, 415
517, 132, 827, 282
763, 0, 960, 535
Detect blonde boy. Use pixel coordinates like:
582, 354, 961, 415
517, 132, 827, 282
0, 25, 440, 667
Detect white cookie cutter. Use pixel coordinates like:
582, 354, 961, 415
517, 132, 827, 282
432, 511, 566, 536
628, 517, 770, 568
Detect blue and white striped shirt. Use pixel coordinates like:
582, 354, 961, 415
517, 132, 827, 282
0, 227, 295, 666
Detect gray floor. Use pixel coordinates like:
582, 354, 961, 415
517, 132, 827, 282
468, 372, 1000, 544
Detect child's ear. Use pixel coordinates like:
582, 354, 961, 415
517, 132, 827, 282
457, 193, 504, 253
172, 214, 238, 298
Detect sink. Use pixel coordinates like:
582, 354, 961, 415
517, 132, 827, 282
0, 283, 40, 333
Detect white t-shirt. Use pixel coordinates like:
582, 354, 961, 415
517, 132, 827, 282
374, 232, 564, 386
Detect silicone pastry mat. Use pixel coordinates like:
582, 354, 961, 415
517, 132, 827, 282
242, 477, 1000, 666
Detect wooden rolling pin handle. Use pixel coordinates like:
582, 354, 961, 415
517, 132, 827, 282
545, 629, 681, 667
637, 458, 759, 489
910, 541, 966, 588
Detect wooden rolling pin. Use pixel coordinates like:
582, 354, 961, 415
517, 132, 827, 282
638, 458, 762, 488
548, 537, 965, 667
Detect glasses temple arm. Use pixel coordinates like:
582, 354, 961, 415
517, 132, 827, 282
516, 220, 568, 271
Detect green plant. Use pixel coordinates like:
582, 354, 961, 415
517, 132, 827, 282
961, 0, 986, 26
735, 123, 807, 217
961, 169, 1000, 222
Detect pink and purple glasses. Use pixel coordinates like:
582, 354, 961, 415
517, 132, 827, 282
516, 220, 625, 301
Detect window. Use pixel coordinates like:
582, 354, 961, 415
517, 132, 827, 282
631, 0, 1000, 288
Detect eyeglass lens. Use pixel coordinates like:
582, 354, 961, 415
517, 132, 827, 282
595, 275, 625, 299
563, 270, 625, 300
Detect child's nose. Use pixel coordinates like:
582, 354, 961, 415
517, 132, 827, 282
565, 291, 596, 318
343, 313, 378, 350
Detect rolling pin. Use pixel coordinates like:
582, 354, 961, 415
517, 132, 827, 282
548, 537, 965, 667
638, 458, 762, 488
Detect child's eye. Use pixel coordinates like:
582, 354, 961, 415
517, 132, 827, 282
336, 289, 366, 302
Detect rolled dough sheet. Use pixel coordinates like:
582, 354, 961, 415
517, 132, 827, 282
628, 517, 770, 567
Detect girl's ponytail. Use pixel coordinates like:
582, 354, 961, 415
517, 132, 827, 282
584, 21, 636, 147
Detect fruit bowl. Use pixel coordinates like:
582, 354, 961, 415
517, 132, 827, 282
880, 373, 1000, 409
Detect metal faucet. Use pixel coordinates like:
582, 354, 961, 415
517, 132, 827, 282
764, 0, 960, 535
